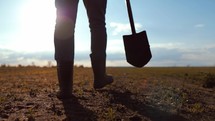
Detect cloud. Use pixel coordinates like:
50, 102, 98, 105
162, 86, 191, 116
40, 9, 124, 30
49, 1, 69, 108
110, 22, 142, 35
194, 24, 205, 28
1, 42, 215, 67
0, 48, 54, 66
74, 52, 127, 67
150, 43, 215, 66
107, 39, 124, 53
151, 42, 183, 50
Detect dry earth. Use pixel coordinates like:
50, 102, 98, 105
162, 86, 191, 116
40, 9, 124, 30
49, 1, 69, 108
0, 67, 214, 121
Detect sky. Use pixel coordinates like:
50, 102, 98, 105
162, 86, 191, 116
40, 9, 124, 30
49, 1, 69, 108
0, 0, 215, 67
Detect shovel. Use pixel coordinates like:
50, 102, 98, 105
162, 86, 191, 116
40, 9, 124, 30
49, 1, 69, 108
123, 0, 152, 67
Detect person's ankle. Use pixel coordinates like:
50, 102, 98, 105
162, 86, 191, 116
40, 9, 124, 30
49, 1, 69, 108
94, 75, 113, 89
57, 90, 74, 100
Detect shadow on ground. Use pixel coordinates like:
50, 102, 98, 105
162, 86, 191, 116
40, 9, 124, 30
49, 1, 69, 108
62, 96, 97, 121
99, 89, 189, 121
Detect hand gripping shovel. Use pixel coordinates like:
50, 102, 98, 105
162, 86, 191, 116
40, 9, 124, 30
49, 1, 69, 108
123, 0, 152, 67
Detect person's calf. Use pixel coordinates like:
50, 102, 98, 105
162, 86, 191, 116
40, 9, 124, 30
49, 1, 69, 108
56, 60, 74, 99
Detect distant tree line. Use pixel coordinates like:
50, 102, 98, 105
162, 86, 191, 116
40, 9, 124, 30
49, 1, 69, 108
0, 61, 56, 68
0, 61, 85, 68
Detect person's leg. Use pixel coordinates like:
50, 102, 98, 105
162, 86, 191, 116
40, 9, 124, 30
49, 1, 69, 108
83, 0, 113, 89
54, 0, 79, 98
54, 0, 79, 61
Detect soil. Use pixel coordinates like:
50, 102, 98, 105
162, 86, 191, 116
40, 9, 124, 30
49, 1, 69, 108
0, 67, 214, 121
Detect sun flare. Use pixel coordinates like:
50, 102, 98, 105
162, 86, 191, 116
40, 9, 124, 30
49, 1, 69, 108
18, 0, 56, 52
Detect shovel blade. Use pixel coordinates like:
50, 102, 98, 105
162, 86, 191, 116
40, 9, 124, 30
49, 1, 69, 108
123, 31, 152, 67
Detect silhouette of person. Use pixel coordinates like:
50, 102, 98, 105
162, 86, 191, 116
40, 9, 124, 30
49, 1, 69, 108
54, 0, 113, 99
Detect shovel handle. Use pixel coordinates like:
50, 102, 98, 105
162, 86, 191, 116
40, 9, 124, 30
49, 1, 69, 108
126, 0, 136, 34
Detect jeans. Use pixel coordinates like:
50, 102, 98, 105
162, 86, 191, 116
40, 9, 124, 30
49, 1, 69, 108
54, 0, 107, 61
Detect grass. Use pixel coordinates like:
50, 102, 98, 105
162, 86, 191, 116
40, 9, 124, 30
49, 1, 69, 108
202, 73, 215, 88
131, 67, 215, 85
105, 107, 116, 121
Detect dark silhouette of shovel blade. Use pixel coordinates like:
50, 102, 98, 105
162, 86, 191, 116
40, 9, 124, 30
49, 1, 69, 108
123, 31, 152, 67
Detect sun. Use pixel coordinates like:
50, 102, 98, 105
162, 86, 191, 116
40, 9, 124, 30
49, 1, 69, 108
18, 0, 56, 52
